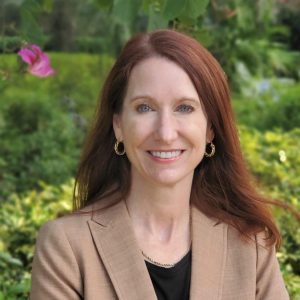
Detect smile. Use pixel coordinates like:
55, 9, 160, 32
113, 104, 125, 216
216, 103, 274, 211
149, 150, 183, 159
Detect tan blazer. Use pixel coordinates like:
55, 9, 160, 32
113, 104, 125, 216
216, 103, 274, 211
30, 196, 289, 300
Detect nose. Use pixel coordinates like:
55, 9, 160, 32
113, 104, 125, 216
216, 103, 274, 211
154, 111, 178, 144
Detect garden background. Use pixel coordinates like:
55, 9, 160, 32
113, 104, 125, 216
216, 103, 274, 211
0, 0, 300, 299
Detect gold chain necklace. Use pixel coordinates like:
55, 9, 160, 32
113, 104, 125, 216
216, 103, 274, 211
141, 218, 192, 268
141, 245, 191, 268
142, 250, 176, 268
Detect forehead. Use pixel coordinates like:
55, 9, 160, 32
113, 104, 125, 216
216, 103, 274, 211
124, 56, 200, 102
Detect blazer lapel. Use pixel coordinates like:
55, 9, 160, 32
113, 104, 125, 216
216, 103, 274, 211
87, 199, 157, 300
190, 205, 228, 300
87, 197, 227, 300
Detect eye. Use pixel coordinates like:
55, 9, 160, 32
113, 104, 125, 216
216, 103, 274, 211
176, 104, 194, 113
136, 104, 153, 113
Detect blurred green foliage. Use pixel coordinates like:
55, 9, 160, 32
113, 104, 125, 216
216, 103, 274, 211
1, 57, 300, 297
0, 181, 73, 299
240, 126, 300, 299
234, 79, 300, 130
0, 0, 300, 299
0, 53, 114, 199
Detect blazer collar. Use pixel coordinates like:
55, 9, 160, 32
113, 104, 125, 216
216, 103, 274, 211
87, 197, 227, 300
88, 199, 157, 300
190, 206, 227, 300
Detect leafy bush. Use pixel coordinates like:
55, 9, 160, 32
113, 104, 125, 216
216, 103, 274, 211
0, 181, 73, 299
0, 36, 23, 53
0, 53, 114, 199
234, 81, 300, 131
0, 94, 83, 199
240, 126, 300, 299
1, 52, 299, 299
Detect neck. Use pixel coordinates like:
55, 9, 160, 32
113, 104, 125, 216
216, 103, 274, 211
125, 172, 193, 244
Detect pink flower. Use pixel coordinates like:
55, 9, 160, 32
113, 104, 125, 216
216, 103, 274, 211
18, 44, 55, 77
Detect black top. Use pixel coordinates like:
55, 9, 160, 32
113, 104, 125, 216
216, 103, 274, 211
145, 250, 192, 300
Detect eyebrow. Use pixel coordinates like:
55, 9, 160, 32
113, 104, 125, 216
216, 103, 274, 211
129, 95, 201, 105
129, 95, 152, 103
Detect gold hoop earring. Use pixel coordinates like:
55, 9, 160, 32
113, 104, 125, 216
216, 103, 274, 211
114, 140, 125, 155
204, 142, 215, 158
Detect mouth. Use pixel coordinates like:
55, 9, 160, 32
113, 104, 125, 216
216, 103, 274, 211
148, 150, 184, 159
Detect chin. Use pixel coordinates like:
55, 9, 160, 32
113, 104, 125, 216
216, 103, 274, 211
148, 171, 193, 188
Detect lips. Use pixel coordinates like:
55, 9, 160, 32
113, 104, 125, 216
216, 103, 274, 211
148, 150, 183, 159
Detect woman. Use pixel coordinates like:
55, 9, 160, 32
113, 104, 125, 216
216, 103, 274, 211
30, 29, 289, 299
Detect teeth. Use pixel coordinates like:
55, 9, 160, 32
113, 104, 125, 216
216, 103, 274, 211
150, 150, 181, 159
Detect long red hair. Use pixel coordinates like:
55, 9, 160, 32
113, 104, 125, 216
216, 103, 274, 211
74, 29, 281, 248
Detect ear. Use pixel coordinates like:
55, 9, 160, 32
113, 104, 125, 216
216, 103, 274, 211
206, 123, 215, 143
113, 114, 123, 141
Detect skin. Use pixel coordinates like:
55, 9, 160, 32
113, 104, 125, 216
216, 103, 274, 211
113, 57, 214, 264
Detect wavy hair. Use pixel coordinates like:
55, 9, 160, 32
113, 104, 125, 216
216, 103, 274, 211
73, 29, 281, 248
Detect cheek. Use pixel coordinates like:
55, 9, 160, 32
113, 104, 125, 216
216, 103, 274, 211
122, 114, 154, 142
122, 121, 150, 149
180, 120, 207, 144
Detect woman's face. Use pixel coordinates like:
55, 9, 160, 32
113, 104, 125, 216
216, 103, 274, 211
113, 57, 213, 187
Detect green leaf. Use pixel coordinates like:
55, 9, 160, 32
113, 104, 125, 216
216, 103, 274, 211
193, 29, 214, 48
181, 0, 209, 19
8, 280, 31, 294
112, 0, 142, 28
147, 2, 168, 31
20, 0, 46, 45
162, 0, 209, 21
162, 0, 185, 20
0, 252, 23, 266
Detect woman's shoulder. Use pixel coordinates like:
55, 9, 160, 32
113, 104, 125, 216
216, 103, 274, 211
40, 195, 117, 231
226, 222, 273, 250
35, 210, 93, 253
39, 210, 91, 234
193, 205, 271, 251
36, 196, 122, 245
